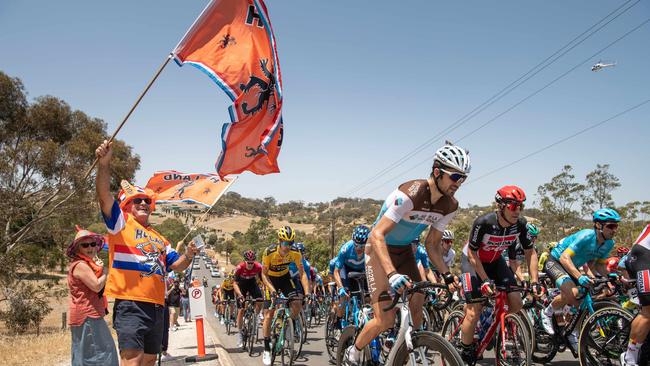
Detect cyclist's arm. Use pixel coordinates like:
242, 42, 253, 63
232, 278, 242, 298
524, 248, 539, 283
513, 261, 526, 282
559, 249, 583, 279
467, 249, 489, 281
261, 266, 275, 294
298, 258, 310, 295
368, 216, 400, 277
424, 228, 450, 275
417, 262, 428, 283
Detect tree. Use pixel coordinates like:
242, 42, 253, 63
536, 165, 585, 240
154, 218, 189, 245
582, 164, 620, 215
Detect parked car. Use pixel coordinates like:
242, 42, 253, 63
214, 270, 221, 278
210, 270, 219, 277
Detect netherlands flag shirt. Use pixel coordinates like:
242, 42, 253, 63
103, 201, 180, 305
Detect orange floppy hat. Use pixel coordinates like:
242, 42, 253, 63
117, 180, 157, 211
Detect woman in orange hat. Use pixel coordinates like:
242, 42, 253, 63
67, 226, 118, 366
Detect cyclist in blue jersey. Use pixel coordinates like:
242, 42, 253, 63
334, 225, 370, 326
412, 239, 437, 283
289, 242, 311, 298
541, 208, 621, 337
345, 143, 471, 366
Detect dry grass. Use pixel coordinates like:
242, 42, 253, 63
0, 327, 70, 366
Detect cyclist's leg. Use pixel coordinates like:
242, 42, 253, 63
394, 247, 424, 328
352, 244, 395, 352
495, 257, 523, 313
623, 245, 650, 364
459, 272, 484, 346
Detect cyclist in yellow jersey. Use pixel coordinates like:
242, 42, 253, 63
219, 273, 236, 325
538, 242, 557, 272
261, 226, 310, 366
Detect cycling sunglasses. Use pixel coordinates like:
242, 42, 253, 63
604, 223, 619, 230
132, 197, 152, 205
438, 168, 467, 183
280, 241, 294, 246
504, 200, 525, 211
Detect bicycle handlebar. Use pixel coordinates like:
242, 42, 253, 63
382, 281, 447, 311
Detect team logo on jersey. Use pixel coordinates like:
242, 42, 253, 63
407, 182, 420, 196
637, 270, 650, 294
408, 212, 441, 225
136, 241, 166, 280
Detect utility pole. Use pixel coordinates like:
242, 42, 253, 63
329, 210, 336, 259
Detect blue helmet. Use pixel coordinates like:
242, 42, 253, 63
352, 225, 371, 245
293, 242, 305, 253
592, 208, 621, 223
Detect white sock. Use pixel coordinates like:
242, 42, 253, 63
625, 341, 642, 364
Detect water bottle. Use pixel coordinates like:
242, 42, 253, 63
370, 337, 381, 362
477, 306, 493, 340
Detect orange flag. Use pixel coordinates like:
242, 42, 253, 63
173, 0, 283, 178
145, 171, 234, 207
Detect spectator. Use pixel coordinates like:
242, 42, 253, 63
167, 280, 182, 330
180, 284, 191, 322
95, 140, 198, 366
67, 227, 118, 366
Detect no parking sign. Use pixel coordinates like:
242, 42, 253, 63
189, 286, 206, 319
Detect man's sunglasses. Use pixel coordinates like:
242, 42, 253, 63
133, 197, 152, 205
79, 242, 98, 248
442, 239, 453, 244
503, 200, 525, 211
246, 261, 255, 265
604, 223, 619, 230
438, 168, 467, 183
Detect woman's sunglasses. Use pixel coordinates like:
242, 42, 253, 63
133, 197, 152, 205
79, 242, 98, 248
438, 168, 467, 183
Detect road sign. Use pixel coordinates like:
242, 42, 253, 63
189, 286, 206, 319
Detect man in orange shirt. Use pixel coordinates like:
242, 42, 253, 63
95, 140, 198, 366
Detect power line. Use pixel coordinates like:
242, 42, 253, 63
356, 16, 650, 198
343, 0, 640, 197
466, 97, 650, 184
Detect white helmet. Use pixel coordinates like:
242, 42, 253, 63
442, 230, 454, 240
434, 143, 471, 174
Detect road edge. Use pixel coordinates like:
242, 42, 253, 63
204, 316, 235, 366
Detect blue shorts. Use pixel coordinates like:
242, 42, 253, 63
112, 299, 164, 354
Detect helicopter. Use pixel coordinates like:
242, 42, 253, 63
591, 60, 616, 72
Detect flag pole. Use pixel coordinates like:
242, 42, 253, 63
82, 53, 174, 180
181, 176, 239, 243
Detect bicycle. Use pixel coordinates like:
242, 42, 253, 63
222, 299, 236, 335
269, 294, 302, 366
441, 284, 532, 366
337, 281, 463, 366
241, 297, 264, 356
325, 271, 367, 362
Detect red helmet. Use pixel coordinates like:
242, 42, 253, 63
495, 185, 526, 203
243, 250, 256, 262
616, 246, 629, 256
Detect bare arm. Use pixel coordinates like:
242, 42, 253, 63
467, 249, 489, 282
368, 216, 399, 276
525, 248, 539, 283
169, 242, 198, 272
261, 268, 275, 293
298, 262, 310, 296
560, 251, 583, 279
424, 229, 450, 275
73, 262, 107, 293
95, 140, 115, 218
333, 268, 344, 290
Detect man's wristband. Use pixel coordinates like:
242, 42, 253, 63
387, 271, 397, 278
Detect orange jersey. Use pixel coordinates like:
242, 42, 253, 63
104, 201, 180, 305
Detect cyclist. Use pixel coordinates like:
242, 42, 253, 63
606, 246, 630, 273
334, 225, 370, 327
212, 284, 221, 318
345, 143, 470, 366
233, 250, 263, 348
220, 272, 236, 325
458, 185, 541, 363
621, 224, 650, 366
441, 229, 456, 269
538, 241, 557, 272
540, 208, 621, 341
412, 238, 438, 283
289, 242, 311, 299
261, 226, 309, 366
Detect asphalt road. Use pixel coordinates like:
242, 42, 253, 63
191, 257, 579, 365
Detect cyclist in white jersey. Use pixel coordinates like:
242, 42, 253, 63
344, 143, 471, 366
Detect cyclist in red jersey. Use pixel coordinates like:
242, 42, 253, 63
458, 185, 543, 363
232, 250, 263, 349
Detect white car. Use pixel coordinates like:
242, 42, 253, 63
214, 270, 221, 278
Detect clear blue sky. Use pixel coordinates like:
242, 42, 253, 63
2, 1, 649, 207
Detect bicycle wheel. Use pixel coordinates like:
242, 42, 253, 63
281, 318, 295, 366
325, 311, 341, 362
495, 313, 531, 366
515, 309, 536, 358
247, 312, 256, 356
293, 313, 305, 360
579, 305, 632, 366
440, 309, 465, 349
225, 304, 232, 335
336, 325, 357, 366
528, 301, 559, 363
393, 331, 463, 365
